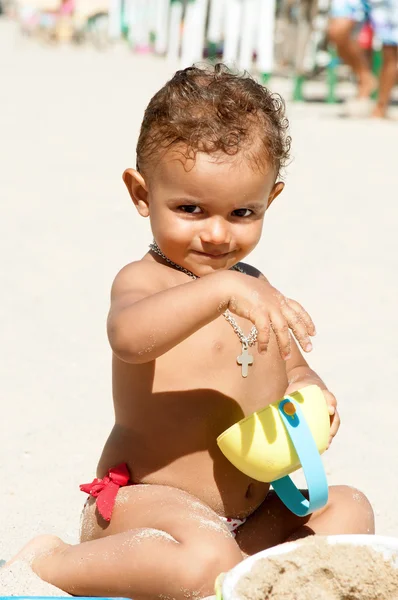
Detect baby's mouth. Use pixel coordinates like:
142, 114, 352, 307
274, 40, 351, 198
193, 249, 235, 259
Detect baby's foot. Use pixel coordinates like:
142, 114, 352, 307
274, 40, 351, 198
4, 534, 67, 579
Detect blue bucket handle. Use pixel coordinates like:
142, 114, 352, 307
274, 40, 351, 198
271, 398, 329, 517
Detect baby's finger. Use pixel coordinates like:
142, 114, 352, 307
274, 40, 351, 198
327, 396, 338, 413
269, 312, 291, 360
281, 303, 313, 353
285, 299, 316, 336
330, 410, 341, 438
251, 311, 270, 354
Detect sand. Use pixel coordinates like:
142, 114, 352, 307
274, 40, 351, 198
235, 538, 398, 600
1, 12, 398, 598
0, 561, 71, 597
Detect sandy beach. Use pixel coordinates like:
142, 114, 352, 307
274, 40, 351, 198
0, 15, 397, 596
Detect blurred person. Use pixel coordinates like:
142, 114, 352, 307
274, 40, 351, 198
59, 0, 74, 14
329, 0, 398, 118
17, 0, 59, 37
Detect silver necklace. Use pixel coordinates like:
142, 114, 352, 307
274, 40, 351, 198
149, 241, 257, 377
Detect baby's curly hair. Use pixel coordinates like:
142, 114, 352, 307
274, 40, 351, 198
136, 63, 291, 178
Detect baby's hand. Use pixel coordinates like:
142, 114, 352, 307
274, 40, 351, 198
322, 389, 340, 448
221, 271, 316, 359
285, 383, 340, 449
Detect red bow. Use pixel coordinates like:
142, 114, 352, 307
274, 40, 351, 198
80, 463, 130, 522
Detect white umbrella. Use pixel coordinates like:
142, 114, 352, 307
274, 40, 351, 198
180, 0, 209, 68
238, 0, 257, 70
223, 0, 242, 66
167, 0, 183, 62
154, 0, 169, 54
108, 0, 122, 39
256, 0, 276, 79
207, 0, 225, 46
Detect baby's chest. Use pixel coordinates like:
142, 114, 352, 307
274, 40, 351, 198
155, 315, 289, 414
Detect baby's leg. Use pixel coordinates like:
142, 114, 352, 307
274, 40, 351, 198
236, 485, 375, 557
15, 485, 242, 600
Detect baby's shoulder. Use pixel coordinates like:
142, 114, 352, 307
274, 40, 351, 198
114, 258, 166, 280
236, 262, 268, 281
111, 259, 171, 301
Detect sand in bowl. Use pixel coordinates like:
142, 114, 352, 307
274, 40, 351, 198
234, 537, 398, 600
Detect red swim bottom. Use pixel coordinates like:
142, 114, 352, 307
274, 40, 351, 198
80, 463, 132, 522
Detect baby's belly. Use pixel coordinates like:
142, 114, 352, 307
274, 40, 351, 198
99, 345, 287, 518
98, 425, 270, 518
142, 450, 270, 518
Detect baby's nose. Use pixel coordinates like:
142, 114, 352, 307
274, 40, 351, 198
200, 217, 231, 245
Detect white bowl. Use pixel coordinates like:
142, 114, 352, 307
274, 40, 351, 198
222, 535, 398, 600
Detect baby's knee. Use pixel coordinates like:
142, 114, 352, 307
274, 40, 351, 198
330, 485, 375, 533
183, 543, 241, 596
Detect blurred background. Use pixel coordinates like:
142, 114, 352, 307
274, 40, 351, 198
1, 0, 398, 577
1, 0, 396, 106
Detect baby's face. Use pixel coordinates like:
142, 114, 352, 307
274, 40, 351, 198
145, 149, 282, 276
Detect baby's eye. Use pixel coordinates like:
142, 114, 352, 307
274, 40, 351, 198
232, 208, 253, 218
178, 205, 202, 214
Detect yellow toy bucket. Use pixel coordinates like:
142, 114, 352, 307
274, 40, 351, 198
217, 385, 330, 483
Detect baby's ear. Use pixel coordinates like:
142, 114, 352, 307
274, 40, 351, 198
123, 169, 149, 217
266, 181, 284, 209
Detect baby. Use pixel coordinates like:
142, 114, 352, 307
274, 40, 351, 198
11, 64, 374, 599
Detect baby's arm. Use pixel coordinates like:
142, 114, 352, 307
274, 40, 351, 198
107, 261, 315, 364
284, 338, 326, 392
107, 261, 231, 363
284, 338, 340, 445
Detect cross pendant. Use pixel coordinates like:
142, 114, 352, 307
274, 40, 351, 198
237, 345, 254, 378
